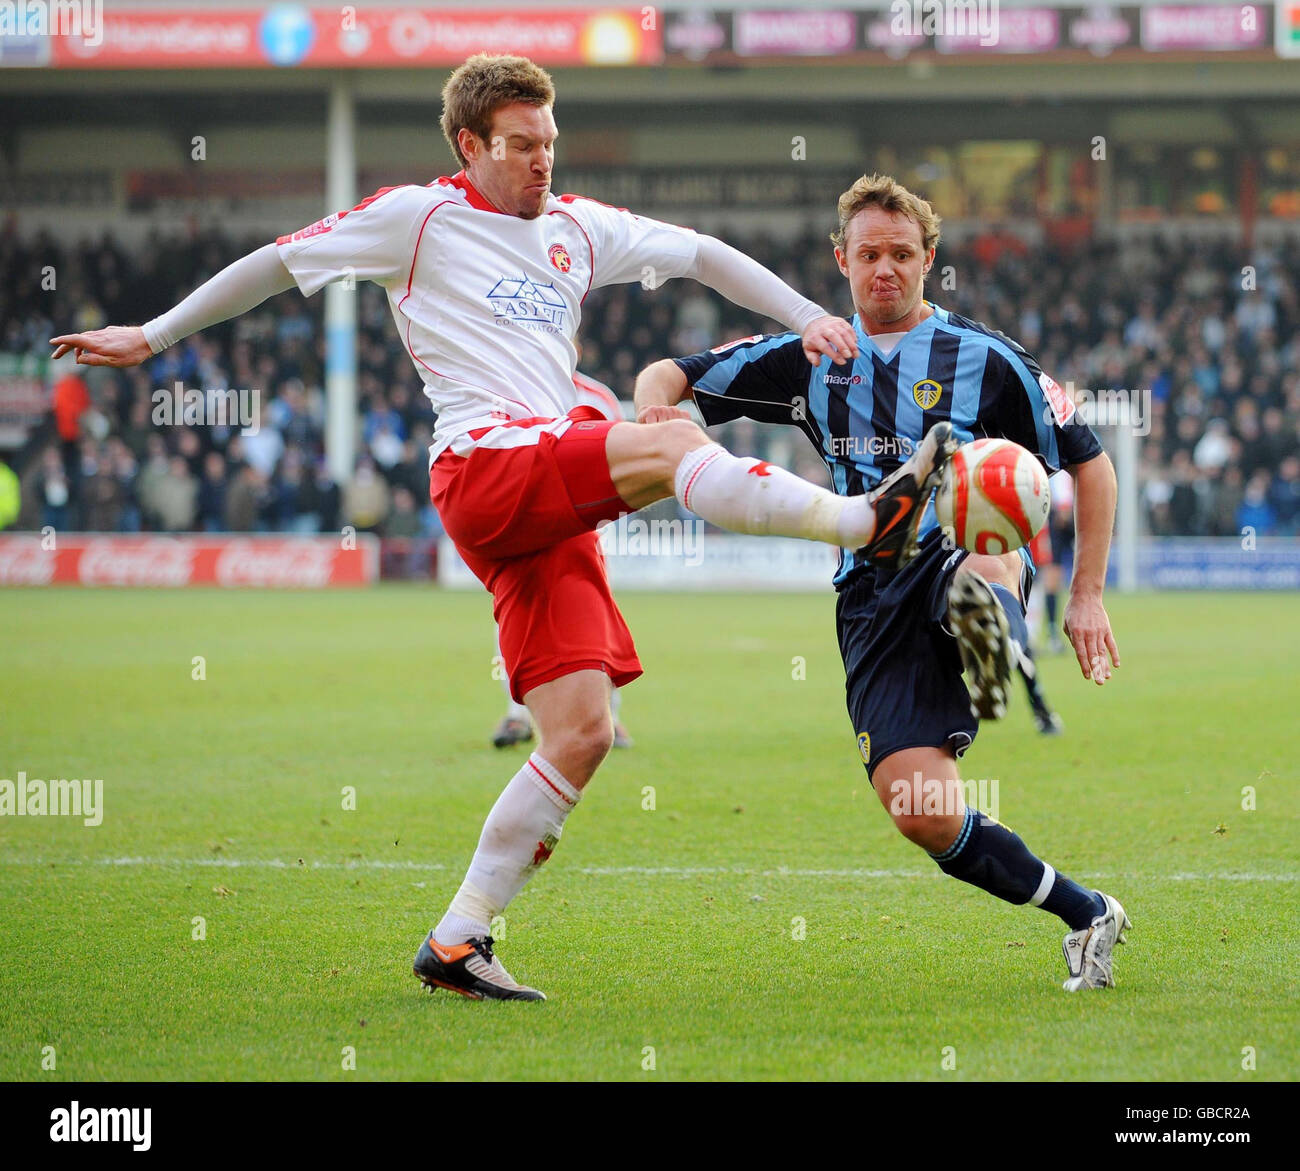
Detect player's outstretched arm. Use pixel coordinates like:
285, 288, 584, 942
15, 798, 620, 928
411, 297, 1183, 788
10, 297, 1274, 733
691, 235, 858, 367
1062, 451, 1121, 685
50, 243, 296, 368
632, 360, 693, 424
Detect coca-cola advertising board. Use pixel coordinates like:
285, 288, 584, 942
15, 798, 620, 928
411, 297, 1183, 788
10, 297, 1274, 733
0, 535, 379, 587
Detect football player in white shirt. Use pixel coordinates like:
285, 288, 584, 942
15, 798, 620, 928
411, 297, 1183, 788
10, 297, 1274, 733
51, 53, 955, 1001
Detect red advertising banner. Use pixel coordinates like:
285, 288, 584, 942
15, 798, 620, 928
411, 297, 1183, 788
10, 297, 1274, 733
0, 534, 380, 587
47, 6, 661, 69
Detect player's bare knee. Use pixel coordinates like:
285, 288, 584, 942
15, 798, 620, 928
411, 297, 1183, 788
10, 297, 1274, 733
646, 417, 709, 482
541, 712, 613, 776
608, 417, 710, 508
959, 552, 1021, 593
891, 811, 961, 854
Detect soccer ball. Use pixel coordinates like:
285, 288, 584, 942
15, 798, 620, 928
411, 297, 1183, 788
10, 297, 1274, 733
934, 437, 1050, 555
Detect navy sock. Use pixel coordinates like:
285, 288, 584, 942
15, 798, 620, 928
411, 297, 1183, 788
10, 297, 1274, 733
1040, 871, 1107, 930
1045, 591, 1059, 630
989, 582, 1028, 653
930, 808, 1105, 929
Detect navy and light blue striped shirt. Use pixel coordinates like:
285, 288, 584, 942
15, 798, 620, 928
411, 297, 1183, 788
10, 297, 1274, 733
674, 303, 1103, 588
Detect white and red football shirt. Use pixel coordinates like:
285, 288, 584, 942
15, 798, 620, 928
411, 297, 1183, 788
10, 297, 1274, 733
275, 171, 696, 462
571, 370, 625, 422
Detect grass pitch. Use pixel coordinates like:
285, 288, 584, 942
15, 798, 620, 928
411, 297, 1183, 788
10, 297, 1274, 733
1, 586, 1296, 1081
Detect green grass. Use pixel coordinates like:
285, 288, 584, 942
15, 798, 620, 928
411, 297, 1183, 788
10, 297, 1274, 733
1, 587, 1296, 1081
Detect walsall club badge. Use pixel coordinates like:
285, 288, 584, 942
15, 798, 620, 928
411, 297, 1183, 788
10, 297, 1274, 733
548, 243, 572, 273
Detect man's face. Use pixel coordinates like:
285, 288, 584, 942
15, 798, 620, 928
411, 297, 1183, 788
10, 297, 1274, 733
460, 101, 557, 220
834, 207, 934, 327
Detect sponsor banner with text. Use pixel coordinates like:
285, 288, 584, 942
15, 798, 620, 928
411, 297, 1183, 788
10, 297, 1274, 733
663, 5, 1277, 63
1136, 538, 1300, 590
29, 6, 659, 69
0, 534, 379, 587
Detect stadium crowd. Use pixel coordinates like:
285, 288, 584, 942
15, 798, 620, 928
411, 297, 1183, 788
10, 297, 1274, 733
3, 222, 1298, 539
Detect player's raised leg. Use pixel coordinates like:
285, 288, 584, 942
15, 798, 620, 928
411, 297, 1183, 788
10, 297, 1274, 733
872, 745, 1129, 990
606, 416, 956, 568
947, 552, 1034, 721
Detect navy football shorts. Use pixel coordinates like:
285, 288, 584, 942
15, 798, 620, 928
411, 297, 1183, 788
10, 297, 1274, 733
837, 528, 990, 784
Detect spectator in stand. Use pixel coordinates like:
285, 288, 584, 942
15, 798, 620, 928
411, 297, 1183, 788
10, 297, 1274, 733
30, 445, 71, 531
271, 445, 320, 533
343, 455, 389, 534
80, 447, 124, 532
368, 413, 405, 472
1270, 455, 1300, 534
0, 459, 19, 530
238, 398, 284, 479
1205, 464, 1244, 537
135, 433, 171, 530
50, 363, 91, 514
197, 451, 228, 532
120, 393, 154, 461
1167, 450, 1202, 533
385, 486, 423, 538
224, 463, 268, 532
310, 460, 341, 534
1193, 418, 1234, 472
1237, 470, 1277, 535
267, 378, 319, 448
149, 455, 198, 531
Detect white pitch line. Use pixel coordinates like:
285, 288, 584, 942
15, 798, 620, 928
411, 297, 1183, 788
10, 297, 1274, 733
1, 856, 1296, 882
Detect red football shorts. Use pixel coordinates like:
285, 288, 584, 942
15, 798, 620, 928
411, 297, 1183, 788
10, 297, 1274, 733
429, 407, 639, 702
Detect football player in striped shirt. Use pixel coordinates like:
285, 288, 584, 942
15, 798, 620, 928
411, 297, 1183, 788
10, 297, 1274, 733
635, 174, 1129, 991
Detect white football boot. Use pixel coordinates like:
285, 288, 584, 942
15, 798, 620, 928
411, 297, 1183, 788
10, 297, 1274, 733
1061, 891, 1132, 991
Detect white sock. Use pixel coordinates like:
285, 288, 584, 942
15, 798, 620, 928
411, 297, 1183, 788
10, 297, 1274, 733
434, 753, 580, 945
609, 687, 622, 721
674, 443, 874, 547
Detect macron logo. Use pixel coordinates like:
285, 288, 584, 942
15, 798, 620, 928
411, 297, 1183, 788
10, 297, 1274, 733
50, 1101, 151, 1152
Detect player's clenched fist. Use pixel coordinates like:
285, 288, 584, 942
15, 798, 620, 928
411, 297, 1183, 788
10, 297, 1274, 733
636, 404, 693, 425
801, 314, 859, 367
49, 325, 152, 368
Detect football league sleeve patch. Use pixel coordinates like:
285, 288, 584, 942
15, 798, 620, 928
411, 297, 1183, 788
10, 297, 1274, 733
275, 184, 428, 297
996, 348, 1101, 474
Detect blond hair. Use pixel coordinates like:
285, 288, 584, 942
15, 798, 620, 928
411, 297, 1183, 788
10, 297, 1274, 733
440, 54, 556, 168
830, 173, 941, 253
